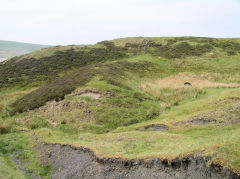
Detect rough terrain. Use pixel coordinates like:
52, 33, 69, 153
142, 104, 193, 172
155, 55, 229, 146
40, 143, 239, 179
1, 37, 240, 178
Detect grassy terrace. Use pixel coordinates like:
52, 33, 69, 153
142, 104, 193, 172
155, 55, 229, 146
0, 37, 240, 178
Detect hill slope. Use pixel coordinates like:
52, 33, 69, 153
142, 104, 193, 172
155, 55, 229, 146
0, 40, 48, 61
0, 37, 240, 178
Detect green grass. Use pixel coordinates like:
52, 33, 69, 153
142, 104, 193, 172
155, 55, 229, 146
0, 133, 51, 178
0, 153, 26, 179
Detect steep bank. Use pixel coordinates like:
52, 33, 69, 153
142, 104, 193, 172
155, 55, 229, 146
40, 143, 240, 179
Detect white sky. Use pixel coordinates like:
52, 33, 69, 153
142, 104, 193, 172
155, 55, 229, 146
0, 0, 240, 45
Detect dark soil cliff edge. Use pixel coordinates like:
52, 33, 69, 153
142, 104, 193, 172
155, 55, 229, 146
40, 143, 240, 179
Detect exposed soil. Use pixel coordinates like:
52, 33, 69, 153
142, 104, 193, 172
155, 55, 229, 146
175, 118, 217, 126
78, 92, 101, 99
142, 124, 169, 131
73, 88, 112, 99
35, 88, 113, 125
11, 152, 41, 179
40, 143, 240, 179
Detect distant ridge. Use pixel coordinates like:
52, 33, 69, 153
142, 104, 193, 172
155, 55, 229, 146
0, 40, 49, 61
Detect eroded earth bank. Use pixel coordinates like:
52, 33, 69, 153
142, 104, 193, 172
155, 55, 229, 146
40, 143, 240, 179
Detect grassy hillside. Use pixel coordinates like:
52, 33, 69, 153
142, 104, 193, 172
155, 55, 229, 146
0, 37, 240, 178
0, 40, 48, 61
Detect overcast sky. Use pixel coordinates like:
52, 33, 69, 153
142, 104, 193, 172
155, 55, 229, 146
0, 0, 240, 45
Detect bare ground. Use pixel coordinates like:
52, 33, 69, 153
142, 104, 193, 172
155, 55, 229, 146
141, 124, 169, 132
40, 143, 240, 179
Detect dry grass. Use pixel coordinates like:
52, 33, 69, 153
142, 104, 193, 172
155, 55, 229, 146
141, 72, 239, 107
142, 72, 240, 91
31, 91, 98, 127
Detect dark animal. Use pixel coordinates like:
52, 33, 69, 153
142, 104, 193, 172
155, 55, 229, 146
184, 82, 192, 86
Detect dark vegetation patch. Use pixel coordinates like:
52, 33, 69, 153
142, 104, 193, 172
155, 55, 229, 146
99, 60, 163, 87
123, 37, 218, 58
10, 64, 96, 115
147, 37, 240, 59
149, 41, 214, 59
215, 40, 240, 56
0, 43, 128, 88
142, 124, 169, 132
173, 37, 218, 45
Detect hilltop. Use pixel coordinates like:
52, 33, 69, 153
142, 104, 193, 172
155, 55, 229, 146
0, 40, 48, 61
0, 37, 240, 178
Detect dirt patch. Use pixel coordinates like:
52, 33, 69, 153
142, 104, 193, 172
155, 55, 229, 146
40, 143, 239, 179
190, 118, 217, 125
35, 89, 112, 125
142, 124, 169, 131
78, 92, 101, 99
11, 152, 41, 179
73, 88, 112, 100
175, 118, 217, 126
